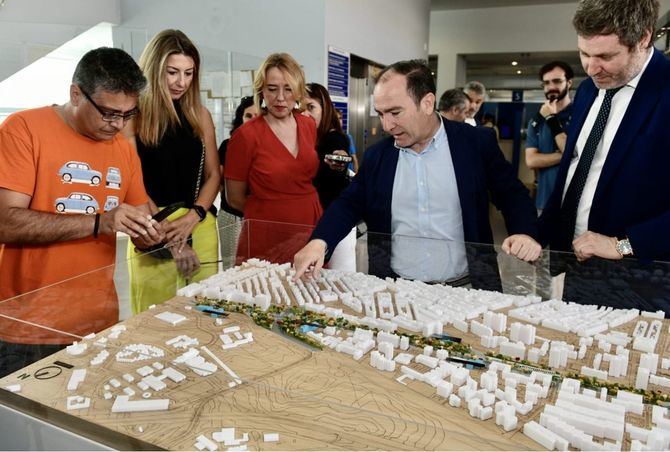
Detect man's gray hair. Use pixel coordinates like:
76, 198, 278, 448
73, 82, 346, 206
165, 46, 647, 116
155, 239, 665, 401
464, 81, 486, 96
438, 89, 470, 112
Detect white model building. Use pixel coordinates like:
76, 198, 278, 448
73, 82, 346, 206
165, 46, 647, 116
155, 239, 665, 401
169, 260, 670, 451
527, 379, 670, 450
370, 351, 396, 372
483, 311, 507, 333
436, 380, 454, 398
377, 331, 401, 348
480, 371, 498, 393
154, 311, 188, 326
605, 353, 628, 378
499, 341, 525, 360
639, 352, 659, 374
509, 322, 536, 345
377, 341, 394, 360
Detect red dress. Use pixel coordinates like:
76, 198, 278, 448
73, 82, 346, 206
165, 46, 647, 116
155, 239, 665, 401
225, 112, 322, 264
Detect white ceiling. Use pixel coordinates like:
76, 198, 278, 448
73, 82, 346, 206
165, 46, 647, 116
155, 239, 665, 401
430, 0, 578, 10
428, 0, 584, 89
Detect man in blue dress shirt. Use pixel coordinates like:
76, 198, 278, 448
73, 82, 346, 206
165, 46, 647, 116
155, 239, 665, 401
294, 60, 541, 287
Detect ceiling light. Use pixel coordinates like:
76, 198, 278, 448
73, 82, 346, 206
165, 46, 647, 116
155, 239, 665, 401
511, 61, 518, 66
516, 70, 522, 74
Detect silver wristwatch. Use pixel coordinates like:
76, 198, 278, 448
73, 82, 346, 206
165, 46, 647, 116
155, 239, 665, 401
616, 238, 633, 257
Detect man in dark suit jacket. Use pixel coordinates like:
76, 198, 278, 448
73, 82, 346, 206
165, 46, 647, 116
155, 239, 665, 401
294, 60, 541, 286
539, 0, 670, 312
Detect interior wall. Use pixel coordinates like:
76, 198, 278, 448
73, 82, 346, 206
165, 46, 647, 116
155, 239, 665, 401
0, 0, 120, 25
118, 0, 326, 85
429, 3, 578, 93
0, 0, 430, 91
0, 0, 121, 81
429, 0, 670, 93
324, 0, 430, 75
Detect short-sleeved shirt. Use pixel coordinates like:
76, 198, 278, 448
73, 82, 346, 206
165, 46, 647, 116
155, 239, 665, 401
225, 112, 322, 263
526, 104, 573, 209
224, 112, 321, 223
0, 106, 148, 344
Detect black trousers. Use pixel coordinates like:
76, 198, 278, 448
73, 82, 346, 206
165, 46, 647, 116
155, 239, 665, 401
554, 256, 670, 315
0, 340, 65, 378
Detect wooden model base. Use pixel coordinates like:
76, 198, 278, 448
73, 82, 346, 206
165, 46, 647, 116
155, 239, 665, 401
0, 297, 541, 450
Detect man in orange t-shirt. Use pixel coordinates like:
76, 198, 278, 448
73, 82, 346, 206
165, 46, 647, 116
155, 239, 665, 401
0, 48, 164, 377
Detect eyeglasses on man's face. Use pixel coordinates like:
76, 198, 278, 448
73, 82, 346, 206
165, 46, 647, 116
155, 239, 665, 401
80, 88, 139, 123
541, 78, 567, 87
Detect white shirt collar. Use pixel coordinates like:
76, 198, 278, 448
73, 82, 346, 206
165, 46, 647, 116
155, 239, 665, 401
394, 114, 446, 155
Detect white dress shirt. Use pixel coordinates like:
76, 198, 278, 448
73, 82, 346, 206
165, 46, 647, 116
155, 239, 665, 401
563, 49, 653, 238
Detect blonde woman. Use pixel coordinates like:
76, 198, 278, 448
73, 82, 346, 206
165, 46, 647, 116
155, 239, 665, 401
225, 53, 321, 264
125, 29, 220, 313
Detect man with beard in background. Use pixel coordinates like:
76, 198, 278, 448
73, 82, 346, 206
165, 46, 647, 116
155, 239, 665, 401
525, 61, 574, 214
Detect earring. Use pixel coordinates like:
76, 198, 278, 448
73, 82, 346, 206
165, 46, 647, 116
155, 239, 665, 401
261, 98, 266, 109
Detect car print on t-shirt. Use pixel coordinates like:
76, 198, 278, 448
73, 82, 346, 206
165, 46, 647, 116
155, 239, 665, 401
105, 167, 121, 189
54, 192, 99, 214
58, 161, 102, 186
104, 195, 119, 212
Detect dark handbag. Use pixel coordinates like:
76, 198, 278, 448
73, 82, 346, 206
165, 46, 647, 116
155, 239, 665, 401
143, 140, 206, 260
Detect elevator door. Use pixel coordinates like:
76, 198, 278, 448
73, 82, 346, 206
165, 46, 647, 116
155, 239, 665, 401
348, 74, 383, 164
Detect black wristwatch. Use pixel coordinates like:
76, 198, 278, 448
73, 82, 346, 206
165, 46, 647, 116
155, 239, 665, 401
192, 204, 207, 222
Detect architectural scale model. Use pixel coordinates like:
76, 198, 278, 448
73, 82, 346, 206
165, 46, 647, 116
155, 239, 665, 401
1, 258, 669, 451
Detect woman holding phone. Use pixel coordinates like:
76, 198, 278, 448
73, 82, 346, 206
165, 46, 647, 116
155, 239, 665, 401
302, 83, 351, 210
124, 29, 220, 313
302, 82, 356, 271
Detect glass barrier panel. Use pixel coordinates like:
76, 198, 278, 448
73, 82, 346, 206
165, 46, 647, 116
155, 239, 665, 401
0, 292, 157, 449
2, 219, 670, 450
232, 219, 315, 265
0, 263, 118, 378
0, 245, 521, 450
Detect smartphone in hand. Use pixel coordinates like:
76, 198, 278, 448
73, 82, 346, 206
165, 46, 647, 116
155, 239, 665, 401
325, 154, 353, 163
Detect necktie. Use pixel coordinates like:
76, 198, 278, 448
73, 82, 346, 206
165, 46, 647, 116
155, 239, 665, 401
557, 87, 622, 250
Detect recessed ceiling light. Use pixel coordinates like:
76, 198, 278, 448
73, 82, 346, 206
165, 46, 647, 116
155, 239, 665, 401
516, 70, 522, 74
511, 61, 518, 66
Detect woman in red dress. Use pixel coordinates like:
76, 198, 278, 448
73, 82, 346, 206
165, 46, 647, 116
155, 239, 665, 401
225, 53, 322, 264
